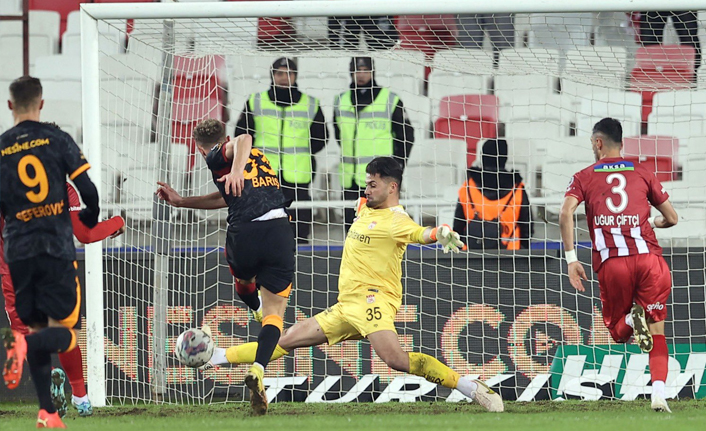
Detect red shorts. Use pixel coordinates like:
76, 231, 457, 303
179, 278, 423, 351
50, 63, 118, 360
1, 273, 30, 335
597, 253, 671, 330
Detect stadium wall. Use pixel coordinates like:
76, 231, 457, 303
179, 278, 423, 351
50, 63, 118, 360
1, 248, 704, 402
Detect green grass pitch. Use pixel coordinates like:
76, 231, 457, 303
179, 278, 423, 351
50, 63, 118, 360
2, 400, 705, 430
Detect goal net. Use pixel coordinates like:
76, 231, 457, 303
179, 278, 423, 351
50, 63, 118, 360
78, 1, 706, 406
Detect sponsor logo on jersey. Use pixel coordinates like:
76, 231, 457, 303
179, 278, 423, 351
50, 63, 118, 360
646, 302, 665, 312
593, 161, 635, 172
366, 295, 375, 304
1, 138, 50, 156
347, 229, 371, 244
368, 221, 377, 230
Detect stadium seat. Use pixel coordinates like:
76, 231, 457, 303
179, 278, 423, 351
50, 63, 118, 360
0, 55, 24, 80
403, 138, 467, 224
647, 90, 706, 146
373, 50, 427, 96
622, 135, 679, 182
401, 94, 432, 140
63, 11, 126, 55
542, 160, 593, 197
227, 76, 271, 123
297, 52, 352, 79
527, 13, 594, 51
397, 15, 458, 57
297, 76, 349, 124
35, 55, 82, 81
497, 48, 561, 76
494, 74, 558, 101
428, 49, 493, 117
41, 100, 82, 143
563, 46, 629, 91
498, 94, 573, 139
428, 75, 489, 121
29, 0, 84, 36
227, 54, 278, 79
434, 94, 499, 166
570, 90, 643, 136
0, 11, 60, 68
629, 45, 696, 122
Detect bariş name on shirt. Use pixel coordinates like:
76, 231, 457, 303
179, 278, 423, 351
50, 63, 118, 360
593, 213, 640, 227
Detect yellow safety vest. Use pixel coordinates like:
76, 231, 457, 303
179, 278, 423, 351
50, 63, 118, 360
250, 91, 318, 184
335, 88, 398, 188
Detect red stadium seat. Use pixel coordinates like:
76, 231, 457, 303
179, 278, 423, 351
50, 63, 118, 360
397, 15, 458, 58
172, 56, 225, 169
434, 95, 499, 167
622, 135, 679, 182
629, 45, 696, 123
29, 0, 85, 36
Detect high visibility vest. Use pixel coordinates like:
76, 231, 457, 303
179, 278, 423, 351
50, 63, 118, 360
250, 91, 318, 184
458, 177, 524, 250
335, 88, 398, 188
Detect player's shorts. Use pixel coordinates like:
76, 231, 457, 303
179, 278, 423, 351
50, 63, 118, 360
1, 273, 30, 335
225, 217, 295, 295
7, 256, 82, 330
597, 253, 671, 329
314, 292, 399, 345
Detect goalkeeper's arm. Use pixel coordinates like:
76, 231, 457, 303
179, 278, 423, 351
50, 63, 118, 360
421, 224, 465, 253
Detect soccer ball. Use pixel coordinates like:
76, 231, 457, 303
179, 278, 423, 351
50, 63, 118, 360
174, 328, 214, 368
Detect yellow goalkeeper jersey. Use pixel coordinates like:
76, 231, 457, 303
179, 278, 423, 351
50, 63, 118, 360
338, 204, 427, 306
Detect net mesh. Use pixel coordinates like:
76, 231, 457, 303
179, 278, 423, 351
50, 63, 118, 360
72, 10, 706, 404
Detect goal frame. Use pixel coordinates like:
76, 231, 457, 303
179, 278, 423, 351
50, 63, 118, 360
80, 0, 702, 407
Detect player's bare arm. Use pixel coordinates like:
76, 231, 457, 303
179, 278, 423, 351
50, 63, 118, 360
156, 182, 227, 209
651, 200, 679, 229
218, 134, 253, 197
559, 195, 588, 292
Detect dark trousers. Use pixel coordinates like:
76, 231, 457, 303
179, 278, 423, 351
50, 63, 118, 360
641, 11, 701, 70
281, 180, 312, 244
328, 16, 398, 50
343, 184, 364, 232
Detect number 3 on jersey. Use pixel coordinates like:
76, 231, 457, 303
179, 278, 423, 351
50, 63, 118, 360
606, 172, 628, 213
18, 154, 49, 203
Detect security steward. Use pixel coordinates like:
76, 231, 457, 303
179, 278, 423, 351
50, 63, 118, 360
234, 57, 328, 244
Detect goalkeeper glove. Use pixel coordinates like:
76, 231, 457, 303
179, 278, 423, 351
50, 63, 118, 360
432, 224, 464, 253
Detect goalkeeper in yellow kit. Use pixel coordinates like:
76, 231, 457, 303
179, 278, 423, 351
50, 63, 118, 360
201, 157, 504, 413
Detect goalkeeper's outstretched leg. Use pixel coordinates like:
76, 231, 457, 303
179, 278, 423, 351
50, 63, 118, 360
201, 317, 503, 412
367, 330, 504, 412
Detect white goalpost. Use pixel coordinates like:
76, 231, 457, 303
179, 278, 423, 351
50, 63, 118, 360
80, 0, 706, 407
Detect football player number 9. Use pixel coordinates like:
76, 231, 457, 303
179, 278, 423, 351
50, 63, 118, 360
18, 154, 49, 203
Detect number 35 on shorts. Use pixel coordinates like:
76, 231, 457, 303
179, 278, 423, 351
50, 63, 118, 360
366, 307, 382, 321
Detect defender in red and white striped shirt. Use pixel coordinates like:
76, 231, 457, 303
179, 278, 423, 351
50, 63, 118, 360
560, 118, 678, 413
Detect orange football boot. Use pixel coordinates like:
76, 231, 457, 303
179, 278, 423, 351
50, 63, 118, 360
2, 328, 27, 389
36, 409, 66, 428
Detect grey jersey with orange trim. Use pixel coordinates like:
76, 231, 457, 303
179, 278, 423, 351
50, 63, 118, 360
0, 120, 89, 262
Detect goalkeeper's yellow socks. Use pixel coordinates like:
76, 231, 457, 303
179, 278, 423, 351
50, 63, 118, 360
408, 352, 460, 389
225, 343, 288, 364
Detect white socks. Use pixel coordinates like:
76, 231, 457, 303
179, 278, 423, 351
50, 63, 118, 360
456, 376, 479, 400
210, 347, 228, 366
652, 380, 666, 399
625, 313, 634, 328
72, 394, 89, 404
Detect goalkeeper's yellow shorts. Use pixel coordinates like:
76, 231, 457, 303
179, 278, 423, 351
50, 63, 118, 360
314, 296, 398, 345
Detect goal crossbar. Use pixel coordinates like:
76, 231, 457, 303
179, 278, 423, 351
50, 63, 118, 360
81, 0, 706, 20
